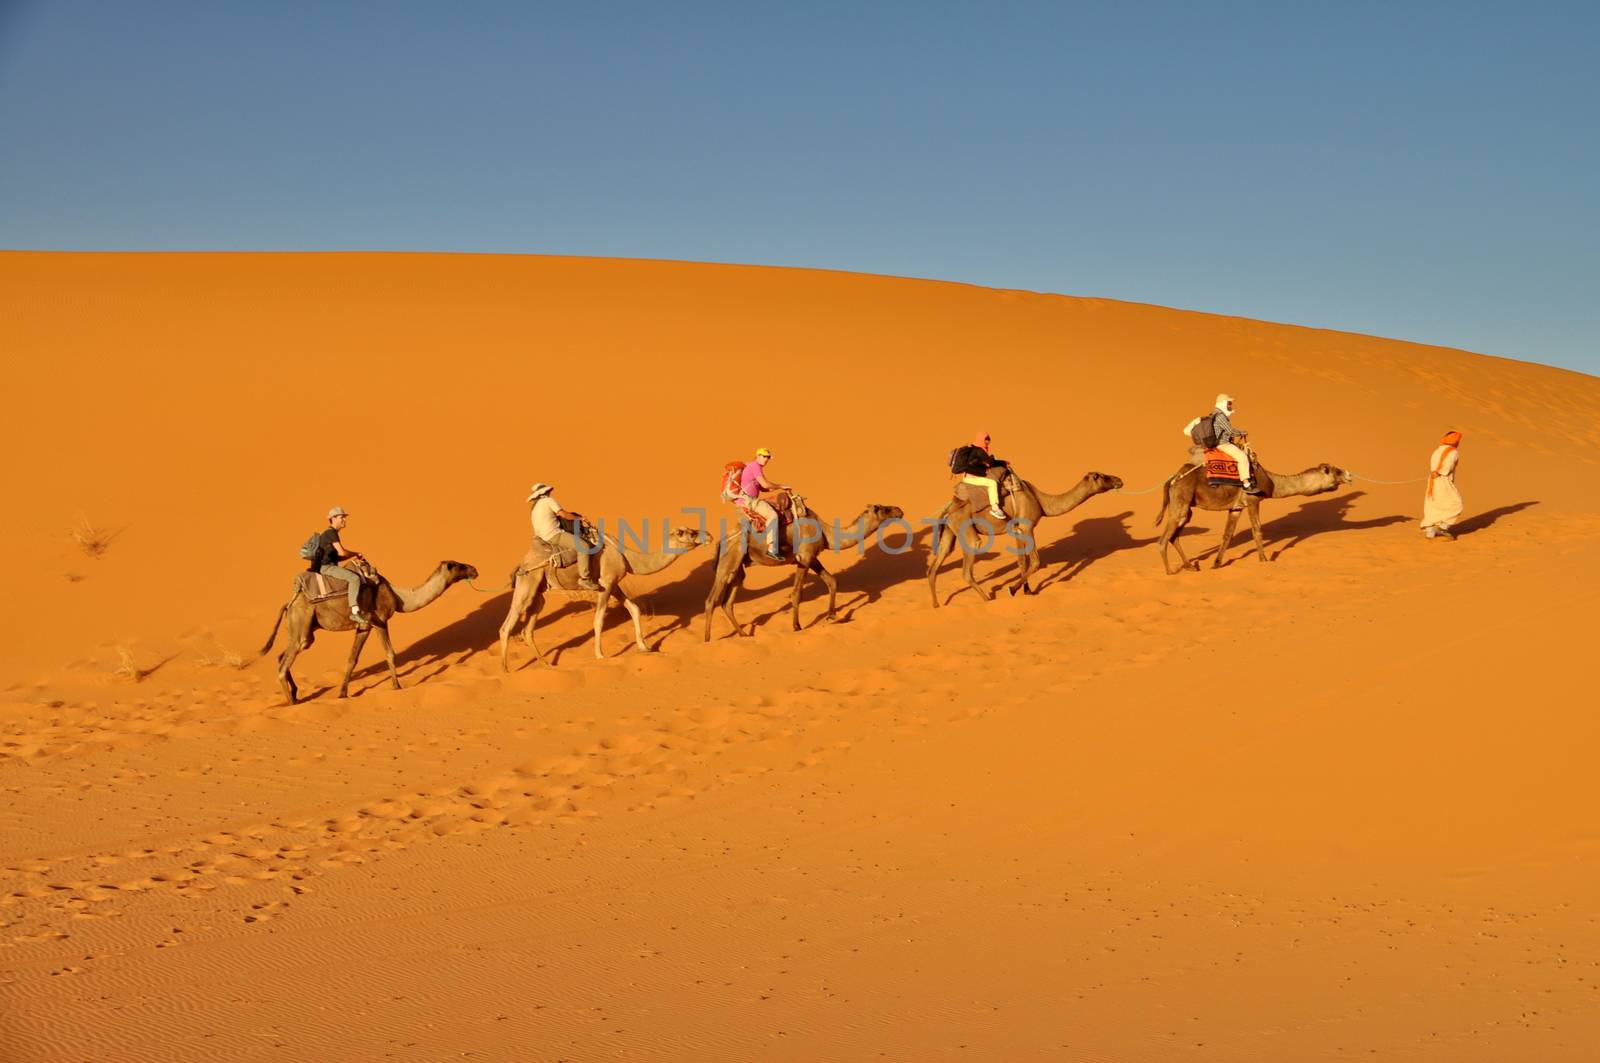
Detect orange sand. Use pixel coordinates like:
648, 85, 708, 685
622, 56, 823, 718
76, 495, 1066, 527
1, 252, 1596, 1061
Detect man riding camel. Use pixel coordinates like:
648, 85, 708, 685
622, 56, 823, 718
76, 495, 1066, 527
1210, 394, 1260, 495
527, 483, 601, 591
950, 431, 1010, 521
313, 506, 370, 625
738, 447, 787, 559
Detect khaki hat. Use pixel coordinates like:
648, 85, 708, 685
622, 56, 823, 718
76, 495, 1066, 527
526, 483, 553, 502
327, 506, 349, 519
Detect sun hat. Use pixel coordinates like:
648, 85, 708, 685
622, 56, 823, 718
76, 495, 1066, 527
526, 483, 553, 502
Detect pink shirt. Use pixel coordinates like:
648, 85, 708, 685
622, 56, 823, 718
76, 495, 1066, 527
739, 462, 766, 499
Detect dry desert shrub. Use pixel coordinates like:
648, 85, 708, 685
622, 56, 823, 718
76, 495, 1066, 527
113, 644, 145, 682
70, 515, 121, 559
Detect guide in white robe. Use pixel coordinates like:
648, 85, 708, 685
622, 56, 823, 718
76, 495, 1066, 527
1421, 431, 1463, 536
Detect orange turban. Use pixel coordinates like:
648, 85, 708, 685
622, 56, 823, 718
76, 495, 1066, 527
974, 431, 991, 450
1441, 430, 1462, 446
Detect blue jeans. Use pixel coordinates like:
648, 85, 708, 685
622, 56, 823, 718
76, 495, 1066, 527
320, 564, 361, 611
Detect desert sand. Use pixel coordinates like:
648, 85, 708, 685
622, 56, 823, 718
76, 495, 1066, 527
2, 251, 1597, 1061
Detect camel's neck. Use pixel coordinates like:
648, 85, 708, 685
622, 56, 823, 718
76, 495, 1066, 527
1261, 467, 1323, 499
393, 566, 454, 613
1027, 478, 1097, 518
823, 510, 881, 550
619, 542, 688, 576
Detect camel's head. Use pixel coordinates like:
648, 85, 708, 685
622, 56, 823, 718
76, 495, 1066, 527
1086, 471, 1124, 494
665, 525, 709, 552
866, 504, 905, 525
1313, 464, 1354, 492
441, 560, 480, 584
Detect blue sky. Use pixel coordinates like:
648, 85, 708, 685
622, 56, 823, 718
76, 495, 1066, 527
2, 1, 1595, 373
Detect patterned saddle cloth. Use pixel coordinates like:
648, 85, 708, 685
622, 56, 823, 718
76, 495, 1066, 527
1203, 448, 1244, 487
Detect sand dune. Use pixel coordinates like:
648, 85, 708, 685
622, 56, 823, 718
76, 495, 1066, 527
2, 252, 1597, 1060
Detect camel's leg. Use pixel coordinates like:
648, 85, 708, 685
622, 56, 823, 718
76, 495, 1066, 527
1008, 522, 1038, 595
1161, 510, 1197, 575
702, 571, 725, 642
498, 572, 536, 672
338, 627, 372, 699
1245, 500, 1268, 562
377, 624, 401, 691
592, 582, 616, 659
810, 557, 839, 622
788, 560, 808, 631
960, 528, 993, 602
1213, 508, 1242, 569
722, 564, 749, 637
926, 521, 956, 608
277, 610, 306, 704
620, 592, 649, 653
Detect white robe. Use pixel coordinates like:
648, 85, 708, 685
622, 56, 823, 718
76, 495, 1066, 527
1421, 445, 1462, 529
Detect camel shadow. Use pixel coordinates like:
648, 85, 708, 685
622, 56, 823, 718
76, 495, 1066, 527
1454, 500, 1539, 536
1032, 511, 1158, 591
1201, 491, 1409, 565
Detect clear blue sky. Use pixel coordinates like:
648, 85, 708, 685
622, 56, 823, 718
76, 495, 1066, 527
2, 1, 1595, 373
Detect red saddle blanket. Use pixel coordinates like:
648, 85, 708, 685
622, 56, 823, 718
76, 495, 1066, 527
1203, 449, 1243, 485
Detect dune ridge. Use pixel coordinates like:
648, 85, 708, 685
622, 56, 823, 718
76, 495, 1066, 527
2, 252, 1596, 1061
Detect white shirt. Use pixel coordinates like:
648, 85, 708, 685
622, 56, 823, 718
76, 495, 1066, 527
530, 496, 564, 542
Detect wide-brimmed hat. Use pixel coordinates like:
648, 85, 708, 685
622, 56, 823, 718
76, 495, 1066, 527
526, 483, 553, 502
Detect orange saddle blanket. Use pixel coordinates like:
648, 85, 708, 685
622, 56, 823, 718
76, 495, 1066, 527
1203, 449, 1243, 485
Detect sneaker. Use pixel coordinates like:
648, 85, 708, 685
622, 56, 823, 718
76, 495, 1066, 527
987, 505, 1007, 521
578, 578, 601, 591
350, 607, 370, 625
1242, 482, 1264, 496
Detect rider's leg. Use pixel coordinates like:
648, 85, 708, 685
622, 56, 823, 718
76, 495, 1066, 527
321, 564, 364, 620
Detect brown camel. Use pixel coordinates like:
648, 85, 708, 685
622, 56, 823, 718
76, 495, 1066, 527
498, 525, 707, 670
259, 560, 479, 704
926, 472, 1123, 607
1154, 460, 1353, 574
703, 503, 904, 640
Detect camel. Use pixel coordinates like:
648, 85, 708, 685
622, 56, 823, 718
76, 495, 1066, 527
926, 472, 1123, 607
703, 503, 905, 640
498, 524, 707, 670
1154, 459, 1353, 574
259, 560, 479, 704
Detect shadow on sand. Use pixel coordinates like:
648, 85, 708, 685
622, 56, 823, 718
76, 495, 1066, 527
1453, 500, 1540, 536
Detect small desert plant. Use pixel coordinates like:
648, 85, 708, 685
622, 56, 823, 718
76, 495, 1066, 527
113, 644, 145, 682
193, 639, 250, 670
70, 515, 121, 560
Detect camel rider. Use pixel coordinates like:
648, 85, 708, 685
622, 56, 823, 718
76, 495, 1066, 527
951, 431, 1010, 521
1211, 394, 1260, 495
527, 483, 601, 590
315, 506, 370, 625
739, 447, 786, 559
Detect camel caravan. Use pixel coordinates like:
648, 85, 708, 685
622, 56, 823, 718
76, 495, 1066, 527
258, 393, 1417, 702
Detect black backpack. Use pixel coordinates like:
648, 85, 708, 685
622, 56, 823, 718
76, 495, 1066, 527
1189, 414, 1220, 449
948, 444, 985, 473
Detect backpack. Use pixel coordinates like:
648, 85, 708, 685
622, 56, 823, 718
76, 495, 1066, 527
948, 444, 985, 474
1189, 414, 1220, 449
298, 532, 323, 564
720, 461, 746, 503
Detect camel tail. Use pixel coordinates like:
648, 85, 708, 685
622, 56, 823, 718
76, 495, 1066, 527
258, 602, 289, 656
1154, 475, 1172, 529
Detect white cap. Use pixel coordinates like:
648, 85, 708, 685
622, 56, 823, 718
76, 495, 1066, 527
1216, 393, 1234, 410
526, 483, 553, 502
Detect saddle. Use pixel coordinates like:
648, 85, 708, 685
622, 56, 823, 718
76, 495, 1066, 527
743, 490, 806, 533
952, 468, 1024, 512
1202, 448, 1244, 487
296, 560, 378, 604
